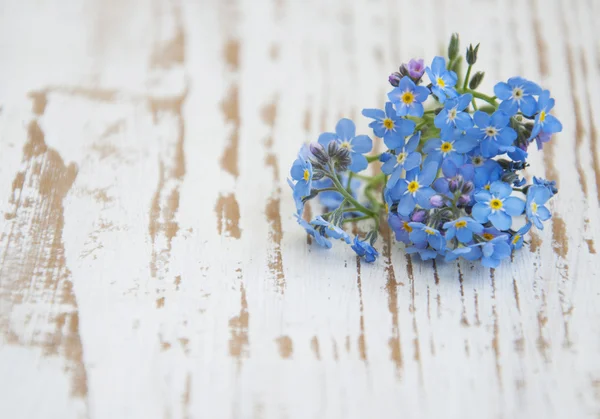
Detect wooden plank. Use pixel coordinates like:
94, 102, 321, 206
0, 0, 599, 418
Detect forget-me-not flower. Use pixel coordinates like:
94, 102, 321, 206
426, 56, 458, 103
443, 217, 484, 244
494, 77, 541, 117
389, 161, 439, 216
362, 102, 416, 149
434, 93, 474, 137
312, 216, 351, 243
478, 234, 511, 268
295, 214, 332, 249
526, 185, 552, 229
351, 237, 379, 263
510, 222, 532, 250
388, 76, 430, 117
529, 90, 563, 140
472, 181, 525, 230
467, 110, 517, 157
423, 130, 479, 166
408, 223, 446, 251
318, 118, 373, 172
381, 132, 422, 188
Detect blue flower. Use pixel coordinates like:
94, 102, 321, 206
526, 185, 552, 229
494, 77, 541, 117
425, 56, 458, 103
533, 176, 558, 195
423, 130, 479, 166
312, 216, 351, 243
287, 178, 304, 215
381, 132, 422, 188
530, 90, 563, 139
443, 217, 484, 243
318, 118, 373, 172
434, 94, 474, 136
294, 214, 332, 248
472, 156, 502, 191
361, 102, 416, 149
408, 223, 445, 251
445, 244, 483, 262
533, 130, 552, 150
388, 76, 430, 117
351, 236, 379, 263
388, 212, 413, 244
406, 243, 441, 261
467, 110, 517, 157
388, 161, 439, 216
472, 181, 525, 230
289, 150, 313, 198
478, 235, 511, 268
510, 222, 531, 250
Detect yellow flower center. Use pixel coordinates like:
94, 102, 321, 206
513, 87, 523, 99
407, 180, 420, 193
485, 127, 498, 137
531, 202, 538, 214
484, 184, 491, 191
490, 198, 503, 210
401, 91, 415, 105
340, 141, 352, 150
441, 142, 453, 153
539, 111, 546, 122
424, 228, 436, 235
303, 169, 310, 181
383, 118, 395, 129
396, 152, 407, 163
455, 220, 467, 228
512, 234, 521, 244
436, 77, 445, 88
403, 221, 412, 233
483, 233, 494, 241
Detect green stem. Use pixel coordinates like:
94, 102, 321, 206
312, 187, 337, 193
327, 165, 377, 218
342, 215, 372, 224
466, 89, 498, 107
346, 172, 354, 191
462, 64, 473, 91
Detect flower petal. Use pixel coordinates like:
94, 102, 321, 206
489, 210, 512, 230
493, 82, 513, 100
404, 152, 422, 171
361, 108, 385, 120
351, 135, 373, 153
503, 197, 525, 216
472, 202, 491, 223
473, 111, 490, 128
349, 153, 368, 172
398, 194, 416, 216
335, 118, 356, 140
490, 181, 512, 198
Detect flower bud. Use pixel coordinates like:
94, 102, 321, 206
388, 72, 402, 87
430, 195, 445, 208
404, 58, 425, 82
448, 175, 463, 193
466, 43, 480, 65
379, 152, 392, 163
411, 209, 428, 223
448, 33, 460, 61
469, 71, 485, 89
309, 143, 329, 165
457, 194, 472, 206
461, 181, 474, 195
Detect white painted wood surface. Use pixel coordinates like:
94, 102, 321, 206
0, 0, 599, 418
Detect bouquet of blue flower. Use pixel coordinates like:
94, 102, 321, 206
288, 34, 561, 268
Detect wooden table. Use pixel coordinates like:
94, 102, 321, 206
1, 0, 599, 418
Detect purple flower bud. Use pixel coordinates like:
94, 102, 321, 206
448, 175, 463, 193
405, 58, 425, 80
430, 195, 445, 208
457, 194, 472, 206
411, 209, 427, 223
309, 143, 329, 165
461, 181, 474, 195
535, 131, 552, 150
388, 72, 401, 87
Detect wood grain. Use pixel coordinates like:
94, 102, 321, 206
0, 0, 599, 418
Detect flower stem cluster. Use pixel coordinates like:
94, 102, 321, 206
288, 34, 561, 266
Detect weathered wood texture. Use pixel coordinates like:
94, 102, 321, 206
0, 0, 599, 418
